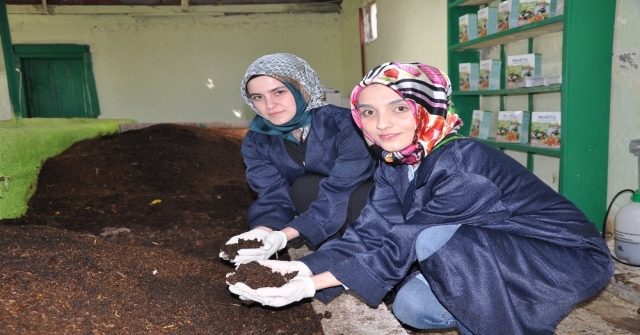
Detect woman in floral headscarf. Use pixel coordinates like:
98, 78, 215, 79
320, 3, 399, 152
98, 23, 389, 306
219, 53, 375, 265
227, 62, 613, 335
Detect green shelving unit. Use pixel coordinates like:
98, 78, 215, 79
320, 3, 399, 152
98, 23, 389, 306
447, 0, 616, 230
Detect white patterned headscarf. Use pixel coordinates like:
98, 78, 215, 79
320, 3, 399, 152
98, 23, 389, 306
240, 53, 326, 115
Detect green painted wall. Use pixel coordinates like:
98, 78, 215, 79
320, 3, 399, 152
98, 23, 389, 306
0, 118, 135, 219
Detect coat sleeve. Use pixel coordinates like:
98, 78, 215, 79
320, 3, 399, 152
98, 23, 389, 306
345, 168, 515, 305
304, 161, 513, 306
241, 134, 297, 230
288, 111, 376, 246
306, 140, 612, 320
301, 165, 412, 303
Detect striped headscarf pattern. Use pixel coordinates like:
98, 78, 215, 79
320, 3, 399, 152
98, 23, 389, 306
350, 62, 463, 165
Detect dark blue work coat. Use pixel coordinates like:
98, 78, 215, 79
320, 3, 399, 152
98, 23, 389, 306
241, 104, 375, 246
301, 138, 614, 335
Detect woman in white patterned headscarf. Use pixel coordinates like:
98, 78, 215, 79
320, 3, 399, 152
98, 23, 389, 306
220, 53, 375, 265
227, 62, 613, 335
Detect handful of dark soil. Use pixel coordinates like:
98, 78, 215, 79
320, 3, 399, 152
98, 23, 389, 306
220, 238, 264, 260
227, 261, 298, 289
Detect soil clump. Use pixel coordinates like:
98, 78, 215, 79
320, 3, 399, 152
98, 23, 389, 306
0, 124, 324, 335
220, 238, 264, 260
227, 261, 299, 290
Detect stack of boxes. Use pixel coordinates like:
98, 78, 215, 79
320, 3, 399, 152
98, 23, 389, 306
460, 1, 560, 145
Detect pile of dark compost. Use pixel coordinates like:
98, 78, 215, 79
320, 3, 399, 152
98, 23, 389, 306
0, 124, 324, 335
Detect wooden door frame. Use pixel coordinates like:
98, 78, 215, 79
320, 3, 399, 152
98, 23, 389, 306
13, 44, 100, 118
0, 0, 21, 120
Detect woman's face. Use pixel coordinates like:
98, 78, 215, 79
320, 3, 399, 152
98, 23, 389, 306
246, 76, 297, 125
357, 84, 416, 152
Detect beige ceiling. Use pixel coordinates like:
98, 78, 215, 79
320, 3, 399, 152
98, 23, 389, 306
4, 0, 343, 15
5, 0, 342, 7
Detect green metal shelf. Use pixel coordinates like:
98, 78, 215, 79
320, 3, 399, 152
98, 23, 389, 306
449, 0, 494, 7
450, 16, 564, 51
478, 139, 561, 157
453, 84, 561, 96
447, 0, 616, 229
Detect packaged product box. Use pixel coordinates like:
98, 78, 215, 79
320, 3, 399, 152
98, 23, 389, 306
514, 0, 557, 26
525, 77, 545, 87
545, 76, 562, 85
459, 63, 479, 91
470, 110, 493, 139
508, 0, 520, 29
525, 76, 562, 87
470, 110, 483, 138
496, 111, 530, 143
498, 1, 512, 31
478, 110, 494, 140
459, 14, 478, 42
506, 53, 541, 89
530, 111, 561, 147
479, 59, 501, 90
478, 7, 498, 37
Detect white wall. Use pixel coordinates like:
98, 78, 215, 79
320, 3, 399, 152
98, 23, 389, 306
337, 0, 448, 99
363, 0, 448, 72
337, 0, 368, 97
0, 12, 343, 124
1, 1, 448, 124
0, 67, 9, 120
609, 0, 640, 213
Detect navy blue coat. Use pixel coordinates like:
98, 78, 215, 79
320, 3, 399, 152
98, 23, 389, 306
301, 138, 613, 334
241, 104, 375, 246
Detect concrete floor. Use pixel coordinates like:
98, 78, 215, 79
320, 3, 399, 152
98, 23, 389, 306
290, 240, 640, 335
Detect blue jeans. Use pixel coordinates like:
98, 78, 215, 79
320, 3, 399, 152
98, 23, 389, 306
392, 225, 472, 335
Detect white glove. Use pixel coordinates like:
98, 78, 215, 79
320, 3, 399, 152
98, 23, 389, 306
232, 231, 288, 265
256, 260, 311, 276
219, 228, 270, 261
227, 260, 315, 307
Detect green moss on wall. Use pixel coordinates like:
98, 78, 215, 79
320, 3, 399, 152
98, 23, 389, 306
0, 118, 136, 219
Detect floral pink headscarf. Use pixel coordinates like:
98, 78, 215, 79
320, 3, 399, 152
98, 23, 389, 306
350, 62, 463, 165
